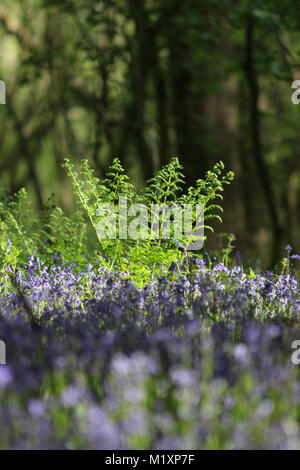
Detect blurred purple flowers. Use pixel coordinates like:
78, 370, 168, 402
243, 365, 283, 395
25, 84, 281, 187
0, 255, 299, 449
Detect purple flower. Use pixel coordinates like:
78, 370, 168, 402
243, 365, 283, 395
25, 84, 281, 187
0, 367, 13, 387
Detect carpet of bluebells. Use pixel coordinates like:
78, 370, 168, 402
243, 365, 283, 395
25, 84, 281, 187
0, 250, 300, 449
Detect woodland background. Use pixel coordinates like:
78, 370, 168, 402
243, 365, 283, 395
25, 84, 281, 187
0, 0, 299, 266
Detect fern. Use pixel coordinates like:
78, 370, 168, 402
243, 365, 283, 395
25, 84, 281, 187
64, 157, 234, 285
0, 158, 234, 286
143, 157, 185, 205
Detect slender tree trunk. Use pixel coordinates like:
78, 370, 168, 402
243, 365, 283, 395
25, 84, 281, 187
167, 0, 208, 187
128, 0, 153, 182
238, 78, 256, 250
6, 100, 43, 209
244, 14, 283, 265
153, 50, 169, 168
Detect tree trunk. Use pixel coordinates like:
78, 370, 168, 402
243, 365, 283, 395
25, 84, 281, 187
244, 14, 283, 265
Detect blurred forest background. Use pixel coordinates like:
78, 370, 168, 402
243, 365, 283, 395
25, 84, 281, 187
0, 0, 299, 266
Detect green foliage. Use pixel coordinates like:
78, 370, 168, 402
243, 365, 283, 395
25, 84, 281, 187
0, 188, 89, 271
0, 157, 234, 284
180, 161, 234, 223
63, 157, 234, 284
143, 157, 185, 205
0, 187, 38, 266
